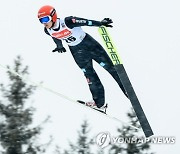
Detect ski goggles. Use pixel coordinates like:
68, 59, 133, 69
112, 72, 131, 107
39, 16, 52, 24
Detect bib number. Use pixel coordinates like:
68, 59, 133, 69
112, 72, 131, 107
64, 36, 76, 43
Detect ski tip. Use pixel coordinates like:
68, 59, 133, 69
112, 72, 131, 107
77, 100, 85, 104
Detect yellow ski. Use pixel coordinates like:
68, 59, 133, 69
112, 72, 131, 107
98, 26, 154, 137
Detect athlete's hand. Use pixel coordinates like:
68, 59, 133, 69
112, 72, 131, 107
101, 18, 113, 27
52, 47, 66, 53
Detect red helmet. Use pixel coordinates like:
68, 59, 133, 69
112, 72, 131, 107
38, 5, 57, 23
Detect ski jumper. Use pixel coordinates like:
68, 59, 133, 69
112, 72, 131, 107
44, 16, 127, 108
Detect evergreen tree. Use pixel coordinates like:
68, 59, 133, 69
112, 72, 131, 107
109, 108, 154, 154
97, 149, 105, 154
0, 56, 49, 154
54, 145, 62, 154
63, 120, 94, 154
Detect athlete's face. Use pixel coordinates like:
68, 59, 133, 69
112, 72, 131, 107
43, 21, 53, 29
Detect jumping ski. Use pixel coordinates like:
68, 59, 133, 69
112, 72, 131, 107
0, 62, 140, 132
76, 100, 140, 131
98, 26, 154, 137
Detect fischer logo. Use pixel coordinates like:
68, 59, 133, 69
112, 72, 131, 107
100, 27, 121, 65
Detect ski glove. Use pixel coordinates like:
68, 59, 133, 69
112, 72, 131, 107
101, 18, 113, 27
52, 47, 66, 53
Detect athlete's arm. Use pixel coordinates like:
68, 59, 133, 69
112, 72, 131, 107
64, 16, 103, 29
44, 27, 63, 48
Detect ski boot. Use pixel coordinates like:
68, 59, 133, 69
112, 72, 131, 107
77, 100, 108, 114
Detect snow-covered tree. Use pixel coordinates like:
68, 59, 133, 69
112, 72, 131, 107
0, 56, 49, 154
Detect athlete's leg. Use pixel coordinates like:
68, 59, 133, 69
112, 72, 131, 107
69, 45, 105, 108
91, 41, 128, 98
